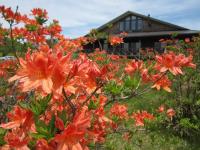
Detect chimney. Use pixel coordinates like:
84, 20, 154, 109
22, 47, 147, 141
147, 14, 151, 27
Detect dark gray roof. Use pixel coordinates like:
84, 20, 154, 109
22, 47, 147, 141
121, 30, 200, 38
97, 11, 188, 32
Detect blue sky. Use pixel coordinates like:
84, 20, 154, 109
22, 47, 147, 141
1, 0, 200, 38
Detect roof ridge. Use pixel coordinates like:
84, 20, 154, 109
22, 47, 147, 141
97, 11, 189, 32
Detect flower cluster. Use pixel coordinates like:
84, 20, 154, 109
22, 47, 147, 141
154, 51, 196, 75
108, 36, 123, 46
0, 5, 196, 150
131, 111, 154, 126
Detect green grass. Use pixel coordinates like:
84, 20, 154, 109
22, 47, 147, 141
103, 90, 200, 150
0, 52, 15, 56
104, 129, 199, 150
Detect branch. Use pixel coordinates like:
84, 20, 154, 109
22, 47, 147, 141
105, 71, 168, 106
135, 71, 168, 96
82, 82, 105, 106
62, 87, 76, 118
9, 6, 20, 63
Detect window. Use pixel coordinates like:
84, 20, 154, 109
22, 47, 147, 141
131, 16, 136, 20
125, 16, 131, 21
119, 22, 124, 31
119, 16, 143, 32
131, 17, 143, 31
125, 20, 130, 31
137, 19, 143, 31
131, 20, 136, 31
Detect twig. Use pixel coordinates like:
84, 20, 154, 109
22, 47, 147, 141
105, 71, 168, 106
135, 71, 168, 96
8, 6, 20, 63
82, 82, 104, 106
62, 87, 76, 118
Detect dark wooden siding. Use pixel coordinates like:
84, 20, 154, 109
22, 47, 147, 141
100, 15, 181, 35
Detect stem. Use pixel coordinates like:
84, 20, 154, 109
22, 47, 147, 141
62, 88, 76, 118
9, 23, 20, 63
49, 34, 54, 48
82, 82, 104, 106
8, 6, 20, 63
105, 71, 168, 106
97, 39, 103, 51
136, 71, 168, 96
93, 33, 102, 51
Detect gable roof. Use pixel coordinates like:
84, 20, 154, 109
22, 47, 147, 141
121, 30, 200, 38
97, 11, 188, 32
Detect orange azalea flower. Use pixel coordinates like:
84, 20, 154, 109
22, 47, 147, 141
8, 51, 74, 97
99, 95, 107, 106
0, 59, 16, 78
178, 54, 196, 68
185, 38, 190, 43
110, 54, 120, 61
55, 117, 65, 131
155, 51, 196, 75
141, 68, 151, 83
0, 6, 24, 23
109, 36, 123, 46
157, 105, 165, 113
9, 51, 53, 93
120, 32, 128, 37
4, 129, 30, 150
125, 60, 143, 75
90, 106, 113, 143
0, 106, 33, 130
131, 111, 154, 126
31, 8, 48, 19
54, 107, 90, 150
36, 139, 52, 150
151, 74, 172, 92
167, 108, 175, 118
159, 38, 165, 42
110, 103, 128, 119
0, 68, 5, 77
48, 20, 62, 36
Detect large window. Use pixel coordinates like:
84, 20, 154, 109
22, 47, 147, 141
119, 16, 143, 32
137, 19, 143, 31
119, 22, 124, 31
125, 17, 131, 31
131, 20, 137, 31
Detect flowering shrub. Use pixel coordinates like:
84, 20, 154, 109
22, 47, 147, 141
157, 36, 200, 139
108, 36, 123, 46
0, 5, 198, 149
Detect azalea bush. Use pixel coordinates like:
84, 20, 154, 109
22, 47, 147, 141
0, 5, 198, 150
157, 36, 200, 140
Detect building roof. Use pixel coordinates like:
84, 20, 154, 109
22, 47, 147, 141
121, 30, 200, 38
97, 11, 189, 32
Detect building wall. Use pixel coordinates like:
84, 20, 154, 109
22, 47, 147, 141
101, 15, 179, 35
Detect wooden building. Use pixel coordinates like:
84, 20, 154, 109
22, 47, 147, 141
85, 11, 200, 55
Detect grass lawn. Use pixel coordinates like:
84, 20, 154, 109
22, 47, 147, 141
103, 91, 200, 150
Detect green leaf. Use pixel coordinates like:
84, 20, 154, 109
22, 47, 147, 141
0, 128, 6, 146
104, 81, 123, 95
123, 76, 139, 89
57, 110, 68, 124
36, 17, 47, 25
48, 115, 56, 138
30, 133, 47, 139
33, 115, 57, 140
29, 94, 51, 117
88, 100, 99, 110
179, 118, 199, 130
25, 24, 38, 32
